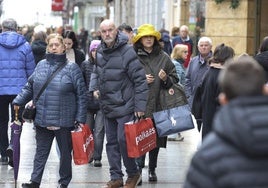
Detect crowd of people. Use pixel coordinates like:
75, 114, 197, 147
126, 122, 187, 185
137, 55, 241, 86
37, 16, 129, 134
0, 17, 268, 188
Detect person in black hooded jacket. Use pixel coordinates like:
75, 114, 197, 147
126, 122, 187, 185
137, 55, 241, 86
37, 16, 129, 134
184, 57, 268, 188
254, 36, 268, 82
31, 25, 47, 64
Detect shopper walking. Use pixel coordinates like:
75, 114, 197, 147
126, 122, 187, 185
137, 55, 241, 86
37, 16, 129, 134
13, 33, 87, 188
0, 18, 35, 167
200, 43, 234, 139
91, 19, 148, 188
81, 39, 105, 167
184, 37, 212, 131
132, 23, 179, 184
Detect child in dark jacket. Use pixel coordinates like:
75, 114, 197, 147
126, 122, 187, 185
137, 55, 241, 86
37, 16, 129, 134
80, 40, 105, 167
184, 56, 268, 188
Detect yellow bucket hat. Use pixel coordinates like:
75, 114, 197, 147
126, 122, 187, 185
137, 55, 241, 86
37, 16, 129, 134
132, 24, 161, 44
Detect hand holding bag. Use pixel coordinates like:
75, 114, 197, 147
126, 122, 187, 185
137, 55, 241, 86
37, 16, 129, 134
124, 118, 156, 158
22, 104, 36, 123
153, 83, 194, 137
71, 124, 94, 165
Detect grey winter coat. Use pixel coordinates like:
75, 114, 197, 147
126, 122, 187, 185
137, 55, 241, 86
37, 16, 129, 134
184, 53, 211, 108
91, 32, 148, 118
13, 53, 87, 128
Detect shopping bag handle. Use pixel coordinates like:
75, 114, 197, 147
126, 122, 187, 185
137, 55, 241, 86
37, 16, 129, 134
133, 115, 146, 123
14, 106, 19, 121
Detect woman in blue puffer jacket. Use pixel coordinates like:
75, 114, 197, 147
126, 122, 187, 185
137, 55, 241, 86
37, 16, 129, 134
13, 33, 87, 188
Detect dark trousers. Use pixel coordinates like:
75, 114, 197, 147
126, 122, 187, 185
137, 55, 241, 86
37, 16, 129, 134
136, 147, 160, 170
31, 126, 72, 186
0, 95, 23, 157
104, 113, 139, 180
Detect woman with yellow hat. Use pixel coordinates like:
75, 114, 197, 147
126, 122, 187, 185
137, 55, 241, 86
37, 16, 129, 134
133, 24, 179, 184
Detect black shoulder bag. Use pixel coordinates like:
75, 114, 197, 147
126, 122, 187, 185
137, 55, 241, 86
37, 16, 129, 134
22, 63, 67, 122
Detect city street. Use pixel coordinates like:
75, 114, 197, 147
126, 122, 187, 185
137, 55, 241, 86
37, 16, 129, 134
0, 120, 201, 188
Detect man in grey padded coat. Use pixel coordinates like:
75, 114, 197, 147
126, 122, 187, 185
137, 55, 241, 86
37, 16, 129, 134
90, 19, 148, 188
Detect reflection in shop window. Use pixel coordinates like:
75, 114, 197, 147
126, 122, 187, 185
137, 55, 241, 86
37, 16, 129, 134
189, 0, 206, 56
189, 0, 206, 31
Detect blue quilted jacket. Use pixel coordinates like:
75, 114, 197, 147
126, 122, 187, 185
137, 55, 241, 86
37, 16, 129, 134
0, 31, 35, 95
13, 53, 87, 128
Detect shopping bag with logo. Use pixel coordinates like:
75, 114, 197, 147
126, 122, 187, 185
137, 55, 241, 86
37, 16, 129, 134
71, 124, 94, 165
124, 118, 156, 158
153, 82, 194, 137
153, 104, 194, 137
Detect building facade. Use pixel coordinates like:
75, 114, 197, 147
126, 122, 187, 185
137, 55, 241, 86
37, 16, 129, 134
205, 0, 268, 55
59, 0, 268, 55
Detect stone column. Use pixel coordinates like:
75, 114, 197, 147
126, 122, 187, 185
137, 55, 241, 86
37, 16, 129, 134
205, 0, 255, 55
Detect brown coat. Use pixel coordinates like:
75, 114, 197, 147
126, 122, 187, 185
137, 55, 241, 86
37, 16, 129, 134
137, 47, 179, 147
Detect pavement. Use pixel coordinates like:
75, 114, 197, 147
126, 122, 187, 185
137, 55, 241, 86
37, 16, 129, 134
0, 119, 201, 188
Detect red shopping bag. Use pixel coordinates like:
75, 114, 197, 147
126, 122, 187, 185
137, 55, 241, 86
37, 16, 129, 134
124, 118, 157, 158
71, 124, 94, 165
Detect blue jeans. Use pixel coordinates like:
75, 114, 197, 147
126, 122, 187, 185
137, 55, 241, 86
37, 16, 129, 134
86, 110, 105, 161
104, 113, 139, 180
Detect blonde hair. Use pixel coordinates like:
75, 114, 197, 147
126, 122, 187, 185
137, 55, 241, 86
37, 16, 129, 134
170, 44, 188, 59
46, 33, 64, 51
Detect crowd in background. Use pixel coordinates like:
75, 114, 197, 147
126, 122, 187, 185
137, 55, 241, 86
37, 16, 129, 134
0, 16, 268, 188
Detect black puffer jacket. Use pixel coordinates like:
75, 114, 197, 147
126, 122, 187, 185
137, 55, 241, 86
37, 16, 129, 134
31, 39, 47, 64
92, 32, 148, 118
13, 53, 87, 127
80, 58, 100, 110
184, 96, 268, 188
73, 48, 85, 67
254, 51, 268, 82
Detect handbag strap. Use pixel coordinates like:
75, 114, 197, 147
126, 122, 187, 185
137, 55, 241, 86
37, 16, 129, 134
34, 62, 67, 103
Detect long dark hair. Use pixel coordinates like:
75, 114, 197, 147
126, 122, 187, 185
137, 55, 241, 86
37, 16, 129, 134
209, 43, 235, 65
62, 30, 79, 49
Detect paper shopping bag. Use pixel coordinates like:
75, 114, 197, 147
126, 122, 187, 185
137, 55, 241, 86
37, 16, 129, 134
124, 118, 156, 158
71, 124, 94, 165
153, 104, 194, 137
